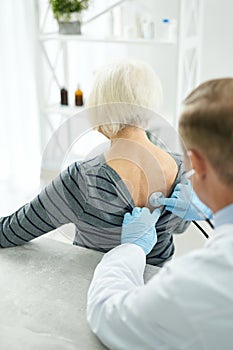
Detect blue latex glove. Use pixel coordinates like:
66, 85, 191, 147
121, 207, 161, 255
156, 180, 212, 221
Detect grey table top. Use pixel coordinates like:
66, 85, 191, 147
0, 237, 159, 350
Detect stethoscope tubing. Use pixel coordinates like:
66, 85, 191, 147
192, 220, 210, 239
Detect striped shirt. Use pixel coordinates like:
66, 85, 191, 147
0, 153, 189, 266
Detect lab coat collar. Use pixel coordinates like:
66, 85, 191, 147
205, 223, 233, 248
213, 203, 233, 228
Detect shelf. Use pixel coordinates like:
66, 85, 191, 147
39, 33, 176, 45
45, 104, 84, 117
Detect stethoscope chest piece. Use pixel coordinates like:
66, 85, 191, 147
148, 191, 165, 208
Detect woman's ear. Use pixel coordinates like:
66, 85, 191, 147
188, 149, 207, 179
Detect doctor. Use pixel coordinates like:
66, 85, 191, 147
87, 78, 233, 349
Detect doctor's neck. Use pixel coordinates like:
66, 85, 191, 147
211, 185, 233, 213
194, 160, 233, 214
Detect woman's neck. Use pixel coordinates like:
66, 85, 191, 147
105, 126, 160, 162
110, 127, 150, 145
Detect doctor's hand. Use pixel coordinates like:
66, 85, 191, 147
156, 180, 212, 221
121, 207, 161, 255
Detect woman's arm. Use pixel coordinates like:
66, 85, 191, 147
0, 162, 87, 247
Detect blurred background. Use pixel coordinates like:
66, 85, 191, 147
0, 0, 232, 254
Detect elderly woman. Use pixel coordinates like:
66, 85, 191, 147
0, 60, 189, 267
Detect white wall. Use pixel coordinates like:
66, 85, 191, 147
201, 0, 233, 82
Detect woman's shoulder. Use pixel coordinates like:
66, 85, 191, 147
69, 154, 104, 171
68, 154, 114, 182
168, 152, 184, 173
168, 152, 186, 187
169, 152, 183, 166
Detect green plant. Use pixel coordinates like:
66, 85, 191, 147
49, 0, 89, 21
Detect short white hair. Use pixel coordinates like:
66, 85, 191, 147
86, 59, 163, 138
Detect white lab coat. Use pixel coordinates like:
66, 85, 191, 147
87, 223, 233, 350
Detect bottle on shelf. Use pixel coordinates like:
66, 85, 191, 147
158, 19, 170, 41
157, 18, 177, 42
75, 85, 84, 106
60, 87, 68, 105
141, 19, 155, 40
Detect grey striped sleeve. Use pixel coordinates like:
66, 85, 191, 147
0, 162, 87, 248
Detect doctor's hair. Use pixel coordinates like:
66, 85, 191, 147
179, 78, 233, 187
86, 59, 163, 138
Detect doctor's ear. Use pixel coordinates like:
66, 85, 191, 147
188, 149, 207, 180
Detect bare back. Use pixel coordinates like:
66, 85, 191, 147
105, 138, 178, 208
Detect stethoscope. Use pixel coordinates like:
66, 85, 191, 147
148, 191, 214, 239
